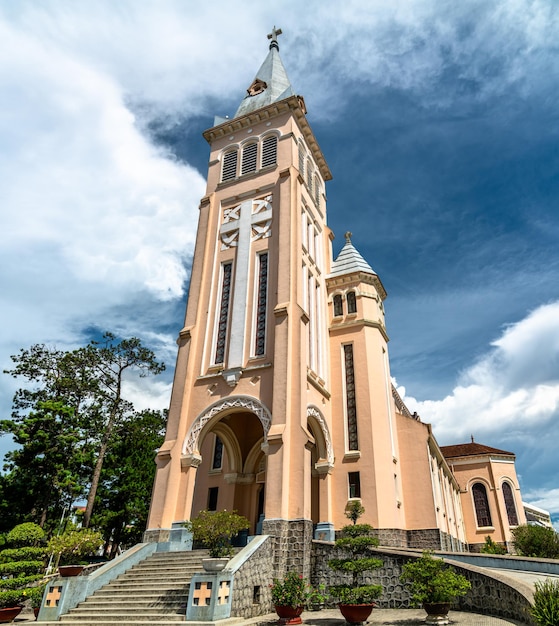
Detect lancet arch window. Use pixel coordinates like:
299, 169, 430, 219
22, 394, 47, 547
220, 133, 279, 183
347, 290, 357, 314
472, 482, 492, 527
333, 294, 343, 317
502, 481, 519, 526
306, 158, 314, 196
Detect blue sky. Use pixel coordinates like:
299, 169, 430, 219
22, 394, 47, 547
1, 1, 558, 525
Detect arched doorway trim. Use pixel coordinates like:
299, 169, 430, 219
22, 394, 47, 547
183, 395, 272, 456
307, 405, 334, 469
211, 422, 243, 474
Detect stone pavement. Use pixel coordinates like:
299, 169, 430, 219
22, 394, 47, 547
245, 608, 527, 626
14, 607, 528, 625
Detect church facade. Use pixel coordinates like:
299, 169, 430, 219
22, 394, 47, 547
146, 30, 525, 558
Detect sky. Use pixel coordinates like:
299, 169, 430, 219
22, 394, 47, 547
1, 0, 559, 526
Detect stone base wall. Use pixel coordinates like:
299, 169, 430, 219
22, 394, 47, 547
374, 528, 408, 547
310, 543, 534, 624
261, 518, 314, 579
231, 537, 274, 618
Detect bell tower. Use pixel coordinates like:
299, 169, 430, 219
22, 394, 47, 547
146, 29, 334, 573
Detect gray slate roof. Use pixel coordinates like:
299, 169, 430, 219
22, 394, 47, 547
330, 238, 377, 278
234, 46, 296, 118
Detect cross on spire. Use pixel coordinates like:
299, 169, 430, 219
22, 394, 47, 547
345, 231, 353, 243
267, 26, 282, 50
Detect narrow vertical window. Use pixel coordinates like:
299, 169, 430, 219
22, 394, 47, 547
221, 149, 238, 181
472, 483, 492, 527
208, 487, 219, 511
502, 482, 519, 526
314, 174, 321, 206
348, 472, 361, 498
306, 159, 313, 195
347, 291, 357, 314
254, 252, 268, 356
301, 211, 308, 250
241, 142, 258, 175
261, 135, 277, 167
298, 140, 305, 176
214, 263, 232, 364
212, 436, 224, 470
344, 344, 359, 450
333, 294, 343, 317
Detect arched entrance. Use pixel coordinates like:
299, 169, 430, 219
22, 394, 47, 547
182, 396, 271, 533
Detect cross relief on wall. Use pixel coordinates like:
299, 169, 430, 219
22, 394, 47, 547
220, 195, 272, 250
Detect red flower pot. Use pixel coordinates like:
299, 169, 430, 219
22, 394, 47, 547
338, 603, 375, 624
274, 604, 304, 625
0, 605, 23, 623
59, 565, 84, 577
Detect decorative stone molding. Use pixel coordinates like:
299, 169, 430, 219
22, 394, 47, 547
307, 405, 334, 467
183, 396, 272, 455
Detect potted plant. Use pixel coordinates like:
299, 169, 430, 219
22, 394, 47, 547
328, 521, 383, 625
184, 509, 250, 571
270, 571, 309, 625
23, 584, 47, 618
531, 578, 559, 626
400, 551, 471, 624
0, 590, 26, 623
306, 584, 328, 611
46, 529, 103, 576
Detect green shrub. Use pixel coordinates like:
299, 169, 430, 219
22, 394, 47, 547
0, 589, 26, 608
0, 547, 46, 563
512, 525, 559, 559
270, 571, 309, 608
531, 579, 559, 626
6, 523, 45, 547
46, 529, 103, 566
0, 575, 43, 590
328, 523, 383, 604
0, 560, 44, 576
184, 510, 250, 558
23, 584, 47, 608
400, 552, 471, 605
480, 536, 507, 555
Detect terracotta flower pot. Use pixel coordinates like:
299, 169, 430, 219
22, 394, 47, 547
0, 605, 23, 623
338, 603, 375, 625
423, 602, 451, 625
58, 565, 85, 577
274, 604, 304, 625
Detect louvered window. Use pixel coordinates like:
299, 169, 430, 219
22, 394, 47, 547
306, 159, 313, 196
221, 150, 238, 182
314, 174, 321, 205
241, 143, 258, 175
298, 141, 305, 176
344, 344, 359, 451
214, 263, 232, 364
261, 135, 277, 168
254, 252, 268, 356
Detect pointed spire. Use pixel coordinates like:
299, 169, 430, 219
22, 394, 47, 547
330, 236, 377, 278
234, 28, 296, 119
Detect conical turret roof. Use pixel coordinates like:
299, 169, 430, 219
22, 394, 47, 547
330, 233, 378, 277
234, 28, 296, 119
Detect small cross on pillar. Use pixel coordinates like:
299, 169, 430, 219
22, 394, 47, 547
192, 581, 213, 606
45, 585, 63, 607
267, 26, 282, 50
218, 580, 230, 605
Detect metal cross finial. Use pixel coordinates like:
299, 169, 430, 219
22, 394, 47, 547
267, 26, 282, 50
345, 231, 352, 243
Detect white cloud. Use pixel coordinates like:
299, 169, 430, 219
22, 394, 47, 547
399, 301, 559, 443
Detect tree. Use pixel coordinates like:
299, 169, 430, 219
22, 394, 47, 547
512, 524, 559, 559
92, 409, 166, 556
2, 333, 165, 529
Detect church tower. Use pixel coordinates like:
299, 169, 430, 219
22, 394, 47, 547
146, 29, 465, 567
146, 28, 335, 572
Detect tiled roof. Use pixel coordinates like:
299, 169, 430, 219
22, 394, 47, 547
330, 238, 377, 278
440, 442, 515, 459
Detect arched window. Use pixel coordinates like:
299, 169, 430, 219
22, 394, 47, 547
241, 142, 258, 175
333, 294, 343, 317
261, 135, 277, 168
472, 482, 492, 527
502, 482, 519, 526
221, 149, 238, 182
347, 291, 357, 314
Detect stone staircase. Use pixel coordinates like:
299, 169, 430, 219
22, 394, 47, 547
40, 549, 209, 626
